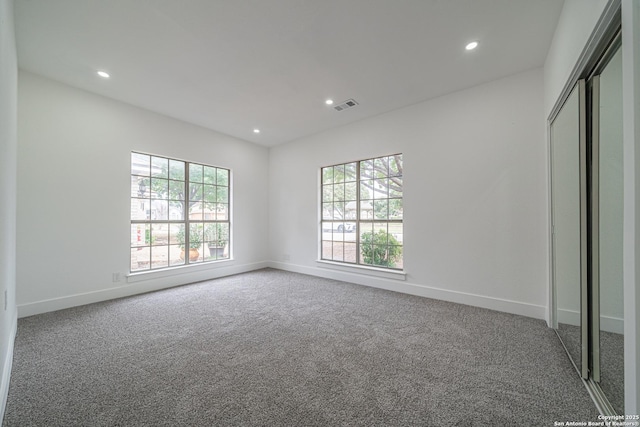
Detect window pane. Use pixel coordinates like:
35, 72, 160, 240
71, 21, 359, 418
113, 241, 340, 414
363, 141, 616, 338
204, 166, 216, 184
345, 201, 357, 220
169, 180, 185, 201
151, 245, 169, 268
131, 198, 148, 220
189, 223, 204, 250
389, 177, 403, 198
151, 178, 169, 199
168, 202, 183, 220
216, 187, 228, 203
373, 179, 389, 198
215, 204, 229, 220
201, 184, 215, 203
189, 200, 203, 220
334, 184, 345, 202
322, 185, 333, 203
360, 180, 373, 199
333, 202, 345, 220
150, 199, 169, 220
169, 245, 185, 266
131, 176, 149, 198
389, 223, 403, 245
374, 200, 388, 220
131, 247, 150, 271
131, 223, 149, 247
190, 183, 203, 202
345, 163, 357, 182
389, 199, 403, 220
189, 163, 203, 182
322, 167, 333, 185
152, 157, 168, 178
360, 200, 373, 220
169, 159, 185, 181
332, 242, 344, 262
389, 155, 403, 177
151, 224, 169, 246
360, 159, 374, 178
131, 153, 150, 176
169, 223, 182, 245
322, 240, 332, 259
322, 203, 333, 220
359, 222, 373, 240
217, 168, 229, 186
344, 242, 357, 263
333, 164, 345, 183
344, 182, 357, 202
374, 157, 389, 177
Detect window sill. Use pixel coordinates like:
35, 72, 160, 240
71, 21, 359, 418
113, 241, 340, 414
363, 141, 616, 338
127, 259, 234, 283
316, 260, 406, 281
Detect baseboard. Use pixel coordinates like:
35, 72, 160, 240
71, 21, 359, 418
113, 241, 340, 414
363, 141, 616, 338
269, 261, 546, 320
18, 261, 270, 318
557, 309, 623, 334
0, 314, 17, 424
600, 315, 624, 335
557, 308, 581, 327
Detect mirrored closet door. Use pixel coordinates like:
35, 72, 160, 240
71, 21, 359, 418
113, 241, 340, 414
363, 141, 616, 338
550, 34, 623, 415
592, 42, 623, 415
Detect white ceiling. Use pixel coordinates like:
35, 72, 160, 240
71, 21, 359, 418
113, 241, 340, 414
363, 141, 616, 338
15, 0, 564, 147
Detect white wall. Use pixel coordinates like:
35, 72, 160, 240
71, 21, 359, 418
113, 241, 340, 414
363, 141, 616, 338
17, 71, 270, 316
0, 0, 17, 421
269, 68, 548, 319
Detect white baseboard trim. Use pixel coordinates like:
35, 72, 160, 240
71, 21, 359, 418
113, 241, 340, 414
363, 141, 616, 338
1, 313, 17, 424
557, 308, 581, 327
556, 309, 624, 334
600, 315, 624, 335
269, 261, 546, 320
18, 261, 270, 318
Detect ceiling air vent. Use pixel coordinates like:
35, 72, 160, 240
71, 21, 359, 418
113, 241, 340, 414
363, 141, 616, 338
334, 99, 359, 112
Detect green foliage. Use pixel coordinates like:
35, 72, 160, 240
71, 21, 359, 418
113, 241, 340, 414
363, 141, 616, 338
360, 230, 401, 268
144, 161, 229, 214
144, 229, 156, 245
204, 223, 229, 247
176, 226, 201, 249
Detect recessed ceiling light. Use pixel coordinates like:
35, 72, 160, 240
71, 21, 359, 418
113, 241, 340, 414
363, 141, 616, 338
325, 99, 334, 105
97, 70, 110, 78
253, 129, 260, 134
465, 41, 478, 51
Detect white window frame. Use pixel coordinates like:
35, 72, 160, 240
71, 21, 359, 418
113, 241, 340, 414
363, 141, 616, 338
130, 152, 231, 273
319, 154, 403, 271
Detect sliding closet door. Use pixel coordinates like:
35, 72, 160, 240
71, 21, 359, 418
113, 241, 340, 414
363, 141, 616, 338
550, 80, 588, 378
592, 45, 624, 414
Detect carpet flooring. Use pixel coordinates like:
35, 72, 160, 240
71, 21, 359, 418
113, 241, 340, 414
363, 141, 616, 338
558, 322, 624, 414
3, 269, 599, 426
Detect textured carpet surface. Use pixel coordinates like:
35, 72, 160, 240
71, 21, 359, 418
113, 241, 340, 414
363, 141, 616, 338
558, 323, 624, 414
4, 269, 599, 426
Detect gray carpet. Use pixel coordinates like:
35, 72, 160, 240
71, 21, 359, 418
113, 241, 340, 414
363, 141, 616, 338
4, 269, 599, 426
557, 323, 625, 414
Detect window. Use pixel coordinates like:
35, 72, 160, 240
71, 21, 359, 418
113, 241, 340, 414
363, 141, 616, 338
321, 154, 403, 270
130, 152, 230, 272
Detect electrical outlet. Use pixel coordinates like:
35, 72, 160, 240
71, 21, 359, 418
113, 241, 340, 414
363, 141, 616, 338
112, 273, 121, 283
283, 254, 290, 261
